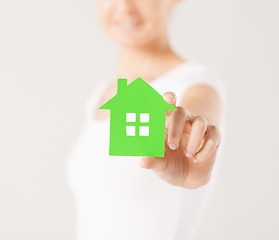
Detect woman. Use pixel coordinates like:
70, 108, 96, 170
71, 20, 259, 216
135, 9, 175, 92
66, 0, 227, 239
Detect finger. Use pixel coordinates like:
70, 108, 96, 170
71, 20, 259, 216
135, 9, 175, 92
167, 106, 190, 150
140, 156, 168, 173
192, 125, 221, 163
185, 115, 208, 158
162, 91, 177, 117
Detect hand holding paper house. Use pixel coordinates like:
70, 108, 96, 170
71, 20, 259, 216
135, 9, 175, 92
99, 77, 177, 157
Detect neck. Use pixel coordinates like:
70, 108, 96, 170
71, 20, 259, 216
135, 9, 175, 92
115, 35, 184, 83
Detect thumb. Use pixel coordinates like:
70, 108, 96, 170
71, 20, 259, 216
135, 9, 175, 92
140, 156, 167, 172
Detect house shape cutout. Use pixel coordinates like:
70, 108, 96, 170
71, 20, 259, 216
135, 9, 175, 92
99, 77, 177, 157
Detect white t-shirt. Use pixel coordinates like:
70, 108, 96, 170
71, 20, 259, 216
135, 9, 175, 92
66, 61, 227, 240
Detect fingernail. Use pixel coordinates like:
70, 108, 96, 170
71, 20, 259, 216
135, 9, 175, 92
193, 158, 198, 163
169, 143, 177, 150
185, 152, 193, 158
165, 94, 174, 103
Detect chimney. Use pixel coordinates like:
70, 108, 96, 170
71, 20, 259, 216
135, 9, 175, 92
117, 78, 127, 94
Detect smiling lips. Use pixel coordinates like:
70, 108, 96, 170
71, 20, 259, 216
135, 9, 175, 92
114, 20, 140, 30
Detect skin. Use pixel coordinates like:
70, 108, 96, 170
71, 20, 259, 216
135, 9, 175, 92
94, 0, 222, 189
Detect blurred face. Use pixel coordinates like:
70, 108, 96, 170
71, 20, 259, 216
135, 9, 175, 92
95, 0, 180, 47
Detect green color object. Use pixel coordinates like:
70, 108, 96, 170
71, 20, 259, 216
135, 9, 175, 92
99, 77, 177, 157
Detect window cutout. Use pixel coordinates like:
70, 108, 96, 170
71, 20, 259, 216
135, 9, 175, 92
126, 126, 135, 136
139, 126, 149, 136
140, 113, 149, 123
126, 113, 136, 122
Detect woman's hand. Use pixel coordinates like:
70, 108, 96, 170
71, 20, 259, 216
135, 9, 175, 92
140, 91, 221, 189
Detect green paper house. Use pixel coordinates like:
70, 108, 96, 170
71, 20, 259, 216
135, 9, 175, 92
99, 77, 176, 157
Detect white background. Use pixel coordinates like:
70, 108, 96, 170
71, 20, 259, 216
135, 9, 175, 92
0, 0, 278, 239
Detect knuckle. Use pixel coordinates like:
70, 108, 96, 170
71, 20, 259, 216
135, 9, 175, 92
174, 106, 186, 118
169, 130, 180, 140
209, 125, 221, 144
194, 117, 206, 129
210, 124, 219, 134
209, 124, 217, 132
207, 138, 216, 148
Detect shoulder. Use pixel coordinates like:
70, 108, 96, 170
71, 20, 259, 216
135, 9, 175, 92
179, 62, 226, 126
181, 84, 222, 116
179, 61, 227, 106
182, 83, 221, 100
